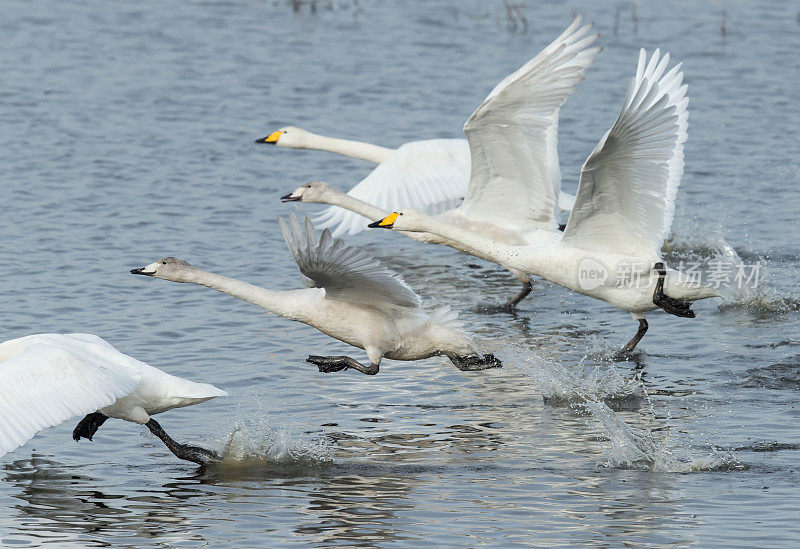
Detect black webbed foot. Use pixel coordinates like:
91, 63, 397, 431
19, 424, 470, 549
447, 353, 503, 371
72, 412, 109, 442
652, 262, 696, 318
145, 419, 221, 465
306, 355, 379, 375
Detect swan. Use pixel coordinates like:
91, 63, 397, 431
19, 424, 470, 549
0, 333, 226, 464
279, 16, 600, 309
371, 49, 722, 352
131, 213, 500, 375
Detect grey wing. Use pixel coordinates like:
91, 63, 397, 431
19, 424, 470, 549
280, 212, 421, 310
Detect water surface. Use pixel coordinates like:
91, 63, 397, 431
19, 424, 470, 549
1, 0, 799, 546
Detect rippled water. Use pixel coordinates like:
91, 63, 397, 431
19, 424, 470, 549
1, 0, 799, 546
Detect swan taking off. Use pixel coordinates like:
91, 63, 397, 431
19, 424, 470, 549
0, 333, 226, 464
131, 213, 500, 375
278, 16, 600, 308
372, 49, 721, 352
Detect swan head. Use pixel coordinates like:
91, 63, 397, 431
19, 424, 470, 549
281, 180, 335, 203
131, 257, 195, 282
254, 126, 311, 148
367, 209, 426, 232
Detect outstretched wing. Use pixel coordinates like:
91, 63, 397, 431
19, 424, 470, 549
280, 212, 421, 311
313, 139, 470, 237
0, 334, 142, 457
454, 16, 601, 233
561, 49, 688, 258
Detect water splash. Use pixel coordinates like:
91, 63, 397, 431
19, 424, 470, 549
663, 226, 742, 263
504, 347, 743, 472
218, 425, 331, 466
510, 349, 645, 408
718, 284, 800, 315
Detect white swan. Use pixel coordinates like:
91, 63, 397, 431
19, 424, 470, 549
0, 333, 226, 464
280, 16, 600, 309
372, 49, 721, 352
131, 213, 500, 374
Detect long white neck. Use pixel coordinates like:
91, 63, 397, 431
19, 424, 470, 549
413, 214, 546, 275
319, 189, 473, 249
181, 269, 307, 321
301, 132, 394, 164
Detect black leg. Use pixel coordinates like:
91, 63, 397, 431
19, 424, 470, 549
72, 412, 108, 442
306, 355, 379, 375
504, 282, 532, 310
446, 353, 503, 371
145, 419, 220, 465
652, 262, 695, 318
622, 319, 649, 353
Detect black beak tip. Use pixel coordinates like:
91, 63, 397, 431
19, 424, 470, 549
367, 220, 388, 229
281, 193, 300, 202
131, 268, 153, 276
255, 137, 276, 145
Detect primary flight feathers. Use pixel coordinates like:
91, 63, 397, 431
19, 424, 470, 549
563, 48, 688, 257
280, 212, 421, 310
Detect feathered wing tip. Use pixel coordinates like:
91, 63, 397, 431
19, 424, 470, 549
622, 48, 689, 239
477, 14, 602, 110
279, 212, 421, 310
563, 48, 688, 255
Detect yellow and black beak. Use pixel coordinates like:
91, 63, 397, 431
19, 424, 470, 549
255, 130, 283, 144
368, 212, 399, 229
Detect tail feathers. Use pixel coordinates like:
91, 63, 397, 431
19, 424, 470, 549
428, 306, 482, 357
428, 306, 464, 331
181, 381, 228, 400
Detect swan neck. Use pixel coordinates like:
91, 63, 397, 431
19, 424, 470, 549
325, 190, 390, 222
303, 133, 394, 163
416, 216, 534, 273
183, 269, 299, 318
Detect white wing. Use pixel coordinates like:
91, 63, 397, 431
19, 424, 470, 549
454, 16, 601, 233
313, 139, 470, 237
0, 334, 142, 457
561, 49, 688, 258
280, 213, 421, 311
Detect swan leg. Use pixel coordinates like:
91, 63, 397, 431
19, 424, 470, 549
72, 412, 109, 442
306, 355, 380, 375
446, 353, 503, 371
504, 282, 532, 310
145, 419, 221, 465
622, 319, 649, 353
652, 262, 696, 318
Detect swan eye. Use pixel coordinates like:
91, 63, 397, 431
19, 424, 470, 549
162, 261, 167, 265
